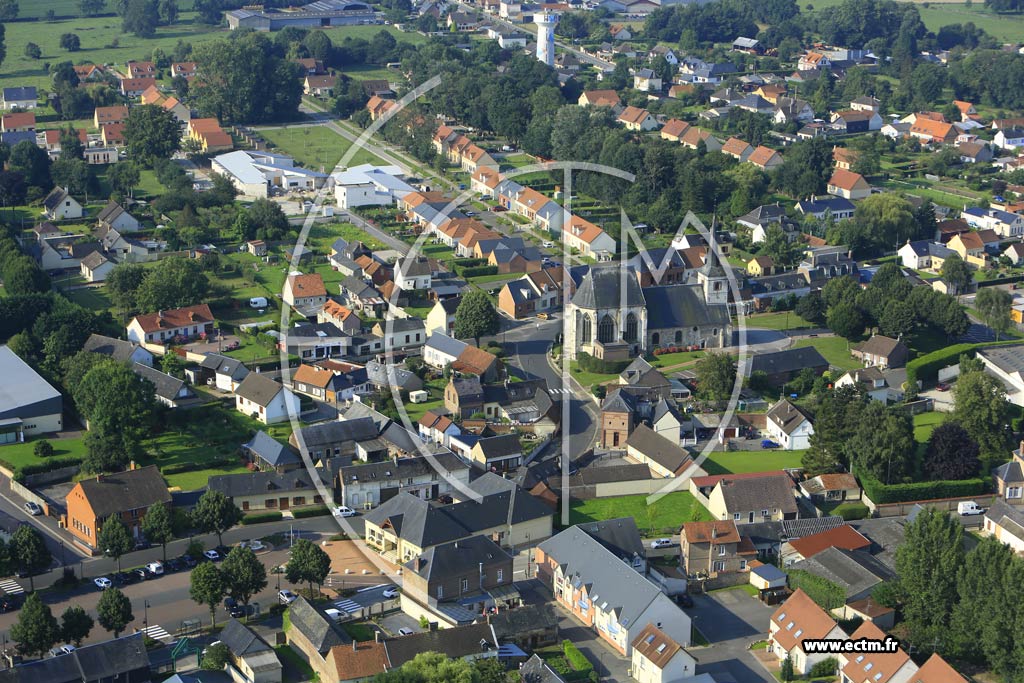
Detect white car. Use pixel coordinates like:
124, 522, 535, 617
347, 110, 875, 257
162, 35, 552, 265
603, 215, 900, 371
650, 538, 674, 549
278, 589, 298, 605
332, 506, 356, 517
93, 577, 112, 590
398, 628, 414, 636
382, 588, 399, 599
23, 502, 42, 516
146, 562, 164, 575
324, 608, 345, 622
203, 550, 221, 561
60, 645, 75, 655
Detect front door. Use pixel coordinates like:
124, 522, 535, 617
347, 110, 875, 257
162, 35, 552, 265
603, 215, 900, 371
279, 497, 290, 510
748, 511, 754, 523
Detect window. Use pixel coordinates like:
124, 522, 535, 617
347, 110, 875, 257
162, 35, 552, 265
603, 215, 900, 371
496, 569, 503, 583
739, 560, 747, 570
733, 513, 741, 521
761, 509, 769, 517
437, 586, 443, 599
461, 578, 469, 591
674, 330, 682, 343
597, 314, 615, 344
266, 499, 277, 508
718, 545, 726, 556
713, 561, 725, 572
1010, 487, 1022, 499
624, 313, 638, 342
581, 315, 592, 343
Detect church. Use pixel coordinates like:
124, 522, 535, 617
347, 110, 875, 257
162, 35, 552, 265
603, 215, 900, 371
564, 249, 732, 361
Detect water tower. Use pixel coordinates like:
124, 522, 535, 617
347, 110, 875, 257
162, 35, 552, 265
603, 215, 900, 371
534, 12, 557, 67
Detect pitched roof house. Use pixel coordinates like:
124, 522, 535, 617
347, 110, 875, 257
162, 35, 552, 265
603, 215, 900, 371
66, 465, 171, 550
630, 624, 697, 682
827, 169, 871, 200
706, 472, 798, 525
126, 304, 215, 344
768, 589, 847, 675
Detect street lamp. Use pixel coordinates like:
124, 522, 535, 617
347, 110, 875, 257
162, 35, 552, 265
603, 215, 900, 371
144, 600, 149, 630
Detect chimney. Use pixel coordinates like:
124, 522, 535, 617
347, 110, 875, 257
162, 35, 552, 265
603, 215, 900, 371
429, 622, 438, 631
353, 639, 358, 651
158, 310, 164, 318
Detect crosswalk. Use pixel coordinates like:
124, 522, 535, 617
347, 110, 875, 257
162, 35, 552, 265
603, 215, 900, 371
547, 388, 572, 396
0, 579, 24, 595
140, 625, 171, 641
333, 598, 361, 614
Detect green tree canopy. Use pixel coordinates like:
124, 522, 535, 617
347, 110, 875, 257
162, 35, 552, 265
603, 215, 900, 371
975, 287, 1013, 340
285, 538, 332, 595
60, 605, 94, 647
191, 490, 242, 548
98, 514, 134, 573
190, 561, 226, 627
694, 351, 736, 401
124, 105, 182, 167
97, 587, 134, 637
952, 366, 1012, 458
10, 525, 52, 592
141, 503, 174, 562
135, 257, 211, 311
453, 290, 500, 346
221, 546, 268, 607
11, 593, 59, 658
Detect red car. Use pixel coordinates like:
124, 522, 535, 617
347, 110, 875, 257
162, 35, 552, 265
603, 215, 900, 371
936, 382, 950, 392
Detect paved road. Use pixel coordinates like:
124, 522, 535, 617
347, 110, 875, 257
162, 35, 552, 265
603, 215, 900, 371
687, 590, 775, 683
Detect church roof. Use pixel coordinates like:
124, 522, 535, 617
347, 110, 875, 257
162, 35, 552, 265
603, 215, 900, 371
644, 284, 730, 330
571, 266, 645, 310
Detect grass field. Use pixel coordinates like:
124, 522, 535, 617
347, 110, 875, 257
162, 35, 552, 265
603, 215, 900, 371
568, 491, 712, 532
568, 361, 620, 390
651, 350, 704, 369
802, 0, 1024, 42
0, 436, 88, 470
913, 411, 944, 443
259, 126, 387, 174
792, 336, 861, 372
743, 311, 816, 331
0, 16, 419, 98
701, 449, 806, 476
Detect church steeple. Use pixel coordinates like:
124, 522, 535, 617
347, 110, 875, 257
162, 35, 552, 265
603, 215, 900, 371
698, 224, 729, 305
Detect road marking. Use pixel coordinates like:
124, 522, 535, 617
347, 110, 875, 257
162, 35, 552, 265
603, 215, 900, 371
0, 579, 23, 595
141, 625, 171, 641
334, 598, 362, 613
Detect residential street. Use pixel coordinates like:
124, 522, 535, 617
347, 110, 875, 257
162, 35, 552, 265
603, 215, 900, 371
687, 590, 776, 683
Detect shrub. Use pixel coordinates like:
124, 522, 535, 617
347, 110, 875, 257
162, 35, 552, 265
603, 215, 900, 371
855, 467, 989, 504
33, 440, 54, 458
576, 352, 630, 375
462, 265, 499, 278
12, 456, 83, 482
562, 640, 593, 673
787, 569, 845, 610
241, 511, 283, 525
809, 658, 839, 677
291, 506, 330, 519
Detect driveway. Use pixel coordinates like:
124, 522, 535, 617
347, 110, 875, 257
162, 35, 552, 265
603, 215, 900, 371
688, 589, 776, 683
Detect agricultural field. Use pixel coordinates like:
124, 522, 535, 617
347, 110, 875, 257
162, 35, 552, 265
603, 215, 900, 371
803, 0, 1024, 43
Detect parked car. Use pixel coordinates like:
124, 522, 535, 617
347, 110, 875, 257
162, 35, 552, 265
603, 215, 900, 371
397, 628, 414, 636
93, 577, 112, 590
146, 562, 164, 576
203, 550, 221, 562
132, 568, 149, 581
115, 571, 139, 586
0, 597, 20, 613
239, 539, 265, 551
224, 597, 245, 618
650, 538, 674, 549
331, 506, 356, 517
278, 589, 298, 605
760, 439, 780, 449
958, 501, 985, 516
134, 538, 151, 551
23, 502, 41, 516
164, 558, 184, 573
324, 608, 345, 622
936, 382, 950, 391
382, 588, 399, 599
180, 555, 198, 569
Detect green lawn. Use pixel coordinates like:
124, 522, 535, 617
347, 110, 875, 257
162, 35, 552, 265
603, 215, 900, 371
802, 0, 1024, 42
913, 411, 944, 443
568, 361, 620, 390
568, 492, 712, 533
701, 450, 806, 476
792, 336, 860, 372
64, 286, 115, 313
651, 350, 705, 369
742, 311, 815, 331
259, 126, 387, 173
0, 436, 87, 470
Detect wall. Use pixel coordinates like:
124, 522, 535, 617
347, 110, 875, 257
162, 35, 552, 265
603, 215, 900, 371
865, 493, 995, 518
23, 464, 81, 487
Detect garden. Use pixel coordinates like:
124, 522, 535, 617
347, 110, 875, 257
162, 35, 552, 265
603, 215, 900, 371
568, 491, 712, 533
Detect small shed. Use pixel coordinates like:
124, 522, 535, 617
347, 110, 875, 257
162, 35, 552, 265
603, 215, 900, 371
409, 389, 430, 404
749, 562, 787, 590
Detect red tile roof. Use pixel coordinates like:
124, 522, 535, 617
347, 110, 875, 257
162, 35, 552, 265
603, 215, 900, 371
787, 525, 871, 560
132, 304, 214, 333
770, 589, 839, 653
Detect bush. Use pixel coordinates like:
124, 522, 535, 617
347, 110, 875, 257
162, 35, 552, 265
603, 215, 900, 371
33, 440, 54, 458
576, 352, 630, 375
562, 640, 593, 673
241, 511, 283, 525
787, 569, 845, 610
291, 506, 330, 519
856, 467, 989, 504
809, 658, 838, 677
462, 265, 499, 278
12, 456, 83, 482
906, 340, 1023, 384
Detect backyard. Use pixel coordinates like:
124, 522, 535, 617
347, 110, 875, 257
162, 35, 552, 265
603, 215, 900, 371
792, 336, 861, 372
568, 491, 712, 532
700, 449, 806, 476
743, 311, 816, 331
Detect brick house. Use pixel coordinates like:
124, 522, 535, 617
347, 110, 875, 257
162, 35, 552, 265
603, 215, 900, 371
65, 464, 171, 551
681, 520, 755, 578
599, 388, 637, 449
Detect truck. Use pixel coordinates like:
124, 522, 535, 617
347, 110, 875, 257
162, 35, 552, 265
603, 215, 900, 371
957, 501, 985, 516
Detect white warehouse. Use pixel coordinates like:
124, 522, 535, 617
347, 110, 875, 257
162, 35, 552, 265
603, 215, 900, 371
212, 150, 330, 198
333, 164, 415, 209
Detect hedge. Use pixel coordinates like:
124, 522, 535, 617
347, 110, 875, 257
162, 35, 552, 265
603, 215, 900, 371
856, 467, 990, 504
907, 340, 1024, 384
12, 456, 83, 483
462, 265, 499, 278
292, 506, 330, 519
576, 352, 631, 375
241, 511, 284, 525
809, 658, 839, 677
562, 640, 593, 674
453, 259, 486, 275
787, 569, 845, 610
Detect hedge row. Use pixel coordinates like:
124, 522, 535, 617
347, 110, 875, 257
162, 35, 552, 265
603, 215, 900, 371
453, 259, 486, 275
576, 352, 631, 375
292, 506, 330, 519
856, 468, 989, 504
907, 340, 1024, 384
787, 569, 845, 610
241, 511, 283, 525
463, 265, 499, 278
12, 456, 83, 483
562, 640, 594, 676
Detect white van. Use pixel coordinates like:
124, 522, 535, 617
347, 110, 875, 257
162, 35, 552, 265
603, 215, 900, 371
958, 501, 985, 516
249, 297, 268, 309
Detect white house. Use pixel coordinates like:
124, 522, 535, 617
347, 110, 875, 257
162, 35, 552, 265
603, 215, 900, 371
837, 622, 919, 683
984, 500, 1024, 553
96, 201, 141, 233
764, 399, 814, 450
212, 150, 330, 198
630, 624, 697, 683
562, 215, 616, 258
42, 188, 83, 220
394, 256, 432, 291
769, 589, 847, 675
2, 87, 37, 110
234, 373, 301, 425
126, 304, 215, 344
422, 333, 467, 370
426, 298, 459, 336
961, 207, 1024, 238
80, 251, 115, 283
333, 164, 414, 210
994, 128, 1024, 150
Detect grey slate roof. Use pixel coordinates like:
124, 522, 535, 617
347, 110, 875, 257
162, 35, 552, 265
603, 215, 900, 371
200, 353, 250, 381
287, 596, 350, 653
625, 424, 691, 474
766, 399, 811, 436
42, 187, 71, 212
364, 492, 470, 548
406, 533, 511, 582
76, 465, 171, 518
0, 632, 150, 683
234, 373, 287, 407
96, 200, 130, 225
244, 431, 299, 468
338, 451, 468, 484
577, 516, 645, 563
473, 433, 522, 459
295, 416, 379, 448
571, 266, 645, 309
383, 623, 497, 667
994, 459, 1024, 484
208, 469, 321, 498
365, 360, 422, 391
520, 653, 568, 683
717, 474, 797, 515
220, 618, 275, 656
83, 333, 146, 363
132, 362, 188, 401
986, 499, 1024, 539
425, 333, 467, 358
601, 387, 638, 413
644, 284, 730, 330
536, 526, 667, 630
749, 347, 829, 376
790, 547, 895, 599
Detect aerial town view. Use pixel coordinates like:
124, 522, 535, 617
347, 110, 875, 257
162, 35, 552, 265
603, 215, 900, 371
1, 0, 1024, 680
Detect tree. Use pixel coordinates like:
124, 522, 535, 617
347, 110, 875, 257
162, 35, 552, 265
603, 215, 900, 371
285, 539, 331, 596
124, 105, 181, 167
202, 642, 231, 670
10, 525, 52, 592
953, 368, 1012, 457
895, 507, 964, 651
221, 546, 267, 608
96, 587, 134, 637
24, 42, 40, 60
33, 440, 53, 458
376, 651, 475, 682
135, 257, 211, 311
141, 503, 174, 563
190, 561, 226, 627
924, 422, 980, 481
850, 193, 918, 256
949, 536, 1015, 669
105, 262, 147, 311
60, 605, 94, 647
99, 515, 134, 573
80, 0, 106, 16
191, 490, 242, 548
849, 402, 915, 483
878, 299, 916, 339
759, 225, 799, 267
123, 0, 159, 37
158, 0, 177, 24
9, 140, 51, 189
694, 351, 736, 401
780, 655, 795, 682
59, 34, 81, 52
236, 198, 290, 241
453, 290, 500, 346
73, 361, 156, 471
939, 253, 971, 295
107, 161, 141, 198
975, 286, 1012, 340
826, 302, 865, 341
161, 351, 185, 379
802, 385, 865, 475
0, 0, 18, 21
11, 593, 59, 658
795, 291, 827, 324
